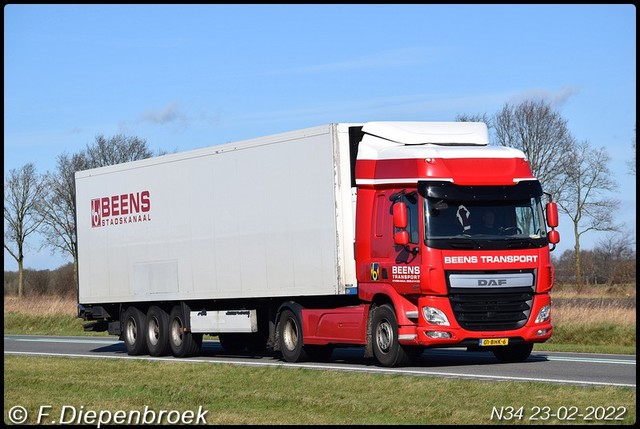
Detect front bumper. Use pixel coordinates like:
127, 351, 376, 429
398, 293, 552, 347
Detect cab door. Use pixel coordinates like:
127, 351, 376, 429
368, 189, 422, 294
389, 190, 422, 294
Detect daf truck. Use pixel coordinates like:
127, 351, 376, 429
76, 121, 560, 367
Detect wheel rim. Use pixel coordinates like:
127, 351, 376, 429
125, 317, 137, 345
375, 319, 393, 353
282, 319, 298, 352
171, 318, 183, 347
148, 316, 159, 346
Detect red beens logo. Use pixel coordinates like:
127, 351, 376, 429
91, 190, 151, 228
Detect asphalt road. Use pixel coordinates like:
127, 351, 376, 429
4, 334, 635, 388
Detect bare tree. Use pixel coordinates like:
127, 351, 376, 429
550, 249, 575, 285
4, 163, 46, 297
38, 135, 157, 289
492, 100, 575, 198
39, 152, 88, 290
594, 232, 636, 286
458, 101, 632, 290
455, 113, 494, 131
84, 134, 155, 167
555, 140, 620, 291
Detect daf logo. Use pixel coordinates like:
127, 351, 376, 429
478, 279, 507, 286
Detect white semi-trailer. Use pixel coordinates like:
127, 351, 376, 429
76, 122, 559, 366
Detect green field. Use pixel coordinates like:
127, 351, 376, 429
4, 355, 636, 425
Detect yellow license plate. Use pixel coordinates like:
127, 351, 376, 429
479, 338, 509, 346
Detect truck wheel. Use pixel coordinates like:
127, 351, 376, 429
122, 306, 148, 356
371, 304, 410, 367
492, 344, 533, 363
168, 305, 202, 357
279, 309, 308, 363
146, 306, 170, 356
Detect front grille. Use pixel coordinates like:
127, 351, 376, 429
449, 287, 533, 331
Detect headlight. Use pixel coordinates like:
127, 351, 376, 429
535, 304, 550, 323
422, 306, 450, 326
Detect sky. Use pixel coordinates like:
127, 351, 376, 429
4, 4, 636, 271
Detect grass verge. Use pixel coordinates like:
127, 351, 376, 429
4, 355, 636, 425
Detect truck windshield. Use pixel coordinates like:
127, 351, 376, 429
418, 181, 549, 250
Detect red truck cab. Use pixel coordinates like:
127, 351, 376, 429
298, 122, 560, 367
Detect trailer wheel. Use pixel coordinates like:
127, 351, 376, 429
146, 306, 170, 356
278, 309, 308, 363
492, 343, 533, 363
371, 304, 410, 367
168, 305, 202, 357
122, 306, 148, 356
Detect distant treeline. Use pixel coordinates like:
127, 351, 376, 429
4, 263, 75, 298
552, 247, 636, 287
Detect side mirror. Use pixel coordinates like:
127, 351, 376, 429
548, 229, 560, 245
546, 202, 558, 228
393, 202, 408, 229
394, 230, 409, 246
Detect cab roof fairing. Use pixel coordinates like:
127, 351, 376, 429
356, 121, 527, 162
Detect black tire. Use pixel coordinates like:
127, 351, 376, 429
122, 306, 148, 356
278, 309, 308, 363
168, 305, 203, 357
371, 304, 410, 367
146, 305, 171, 356
492, 343, 533, 363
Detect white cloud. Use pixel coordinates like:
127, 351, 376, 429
138, 102, 188, 125
282, 47, 436, 74
508, 86, 581, 108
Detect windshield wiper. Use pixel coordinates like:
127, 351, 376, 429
503, 237, 540, 249
461, 234, 486, 249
